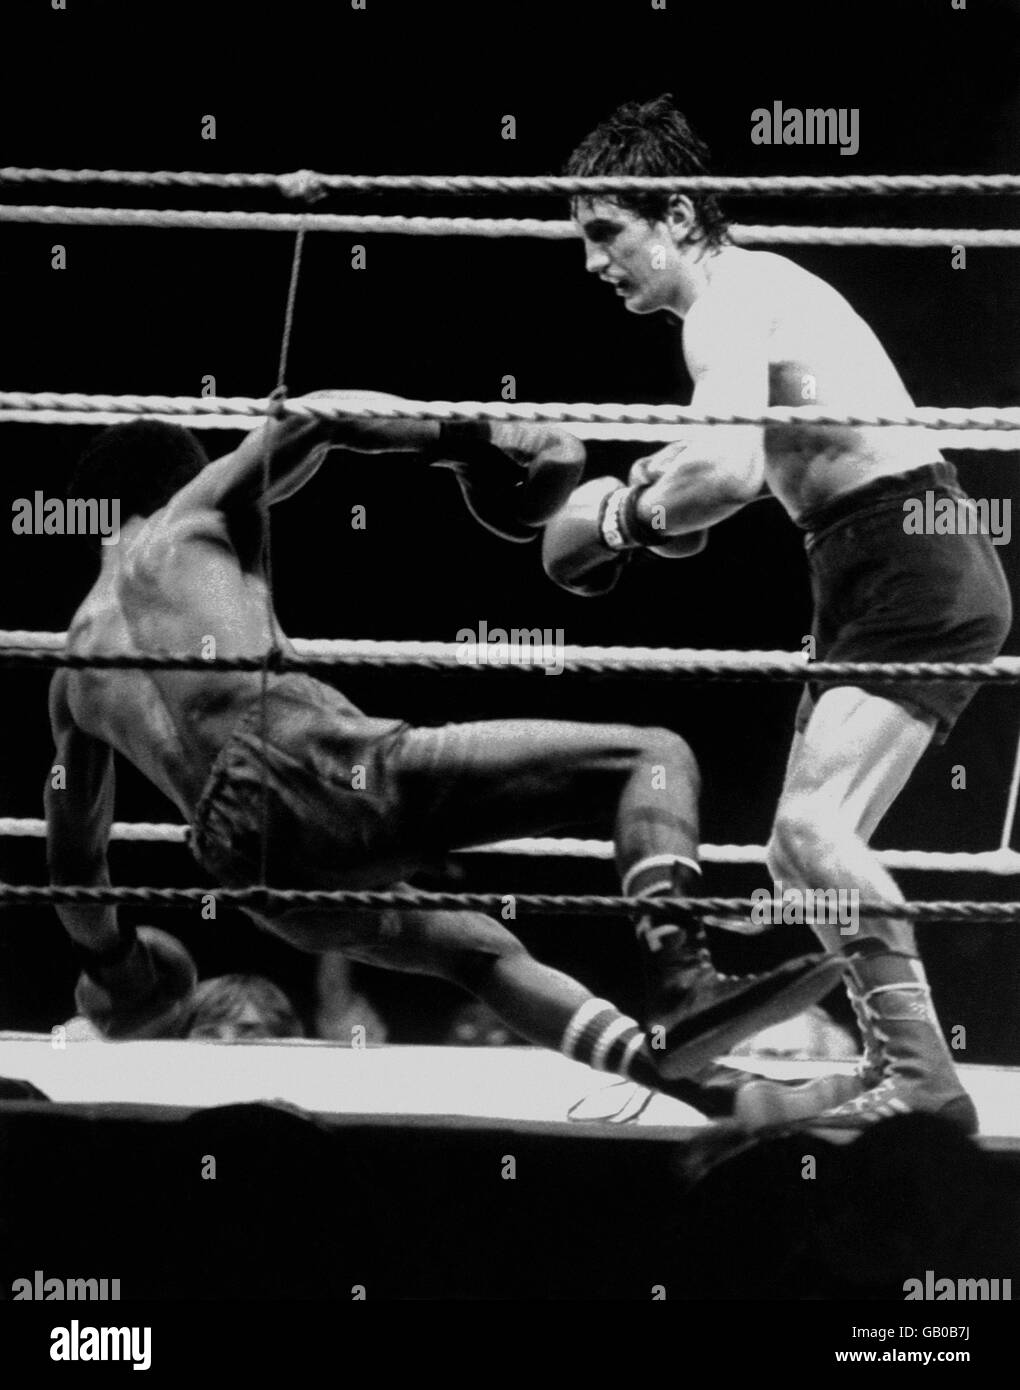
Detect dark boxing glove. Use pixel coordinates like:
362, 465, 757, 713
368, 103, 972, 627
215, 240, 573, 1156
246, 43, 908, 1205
430, 420, 586, 542
541, 476, 638, 596
75, 926, 197, 1040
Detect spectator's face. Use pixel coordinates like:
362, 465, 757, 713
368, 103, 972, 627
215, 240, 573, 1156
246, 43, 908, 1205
186, 975, 302, 1041
190, 1000, 278, 1041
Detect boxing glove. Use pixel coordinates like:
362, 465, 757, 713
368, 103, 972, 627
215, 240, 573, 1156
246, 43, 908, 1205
75, 926, 197, 1040
541, 476, 636, 595
430, 420, 586, 542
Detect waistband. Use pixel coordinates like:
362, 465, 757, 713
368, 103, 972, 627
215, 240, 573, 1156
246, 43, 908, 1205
796, 462, 961, 536
188, 675, 356, 840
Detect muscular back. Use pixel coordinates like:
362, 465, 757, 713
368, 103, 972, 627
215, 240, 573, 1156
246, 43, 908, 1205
64, 501, 293, 819
53, 399, 445, 824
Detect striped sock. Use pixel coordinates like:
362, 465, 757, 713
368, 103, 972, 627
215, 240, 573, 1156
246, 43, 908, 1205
622, 856, 706, 993
560, 998, 657, 1086
621, 853, 701, 901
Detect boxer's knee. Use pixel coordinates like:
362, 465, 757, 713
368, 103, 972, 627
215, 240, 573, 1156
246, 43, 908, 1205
627, 725, 701, 795
767, 800, 842, 883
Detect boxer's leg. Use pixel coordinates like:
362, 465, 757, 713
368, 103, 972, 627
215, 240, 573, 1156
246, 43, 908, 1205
382, 719, 841, 1078
751, 686, 978, 1131
246, 895, 737, 1113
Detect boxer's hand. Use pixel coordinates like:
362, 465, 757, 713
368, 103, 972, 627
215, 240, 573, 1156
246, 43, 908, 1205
644, 531, 709, 558
429, 421, 586, 542
628, 441, 689, 489
75, 926, 197, 1040
542, 476, 633, 595
627, 444, 707, 558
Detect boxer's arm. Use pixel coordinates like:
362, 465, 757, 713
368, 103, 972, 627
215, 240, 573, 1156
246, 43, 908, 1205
632, 302, 768, 536
45, 671, 120, 956
296, 390, 441, 455
165, 391, 440, 520
45, 674, 167, 1004
163, 416, 332, 519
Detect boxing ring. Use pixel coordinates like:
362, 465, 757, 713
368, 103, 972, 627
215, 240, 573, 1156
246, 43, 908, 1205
2, 164, 1020, 1297
4, 1033, 1020, 1142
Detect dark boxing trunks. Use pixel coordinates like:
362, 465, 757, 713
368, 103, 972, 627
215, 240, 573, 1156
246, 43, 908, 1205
189, 674, 410, 890
795, 462, 1012, 743
188, 676, 684, 898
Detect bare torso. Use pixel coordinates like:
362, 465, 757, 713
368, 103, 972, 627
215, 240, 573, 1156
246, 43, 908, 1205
685, 247, 939, 520
64, 504, 295, 821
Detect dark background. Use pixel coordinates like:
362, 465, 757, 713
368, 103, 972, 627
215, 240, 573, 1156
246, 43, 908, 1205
0, 0, 1018, 1057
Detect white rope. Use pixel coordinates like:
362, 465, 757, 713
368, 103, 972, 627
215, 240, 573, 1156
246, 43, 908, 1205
1, 204, 1017, 247
1, 394, 1017, 453
3, 205, 1018, 248
1000, 725, 1020, 851
736, 226, 1020, 249
1, 816, 1017, 874
0, 631, 809, 670
1, 392, 1017, 439
2, 409, 1011, 451
0, 819, 189, 844
8, 631, 1020, 682
2, 169, 1019, 197
3, 639, 1017, 871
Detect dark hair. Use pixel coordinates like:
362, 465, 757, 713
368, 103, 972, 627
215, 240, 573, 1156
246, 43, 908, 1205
67, 419, 209, 527
564, 94, 729, 246
187, 974, 304, 1040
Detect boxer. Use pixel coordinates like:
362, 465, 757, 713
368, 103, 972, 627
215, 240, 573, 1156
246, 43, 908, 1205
45, 395, 840, 1115
546, 95, 1013, 1129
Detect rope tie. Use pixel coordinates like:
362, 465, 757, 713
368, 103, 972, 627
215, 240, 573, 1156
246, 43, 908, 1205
277, 169, 327, 203
255, 233, 307, 886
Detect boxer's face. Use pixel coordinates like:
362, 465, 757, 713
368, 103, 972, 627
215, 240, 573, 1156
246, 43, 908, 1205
574, 198, 683, 314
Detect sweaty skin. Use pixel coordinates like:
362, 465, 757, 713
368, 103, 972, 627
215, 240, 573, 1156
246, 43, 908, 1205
682, 247, 937, 516
46, 396, 439, 957
58, 401, 439, 815
572, 191, 997, 1130
574, 199, 936, 532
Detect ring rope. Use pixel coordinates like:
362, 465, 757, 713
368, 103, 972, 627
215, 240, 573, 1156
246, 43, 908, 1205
0, 882, 1015, 922
2, 169, 1019, 197
2, 644, 1019, 682
4, 632, 1019, 683
1001, 724, 1020, 850
0, 816, 1016, 875
4, 411, 1012, 451
9, 169, 1017, 936
0, 632, 812, 661
1, 392, 1017, 433
1, 205, 1017, 247
256, 236, 307, 885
